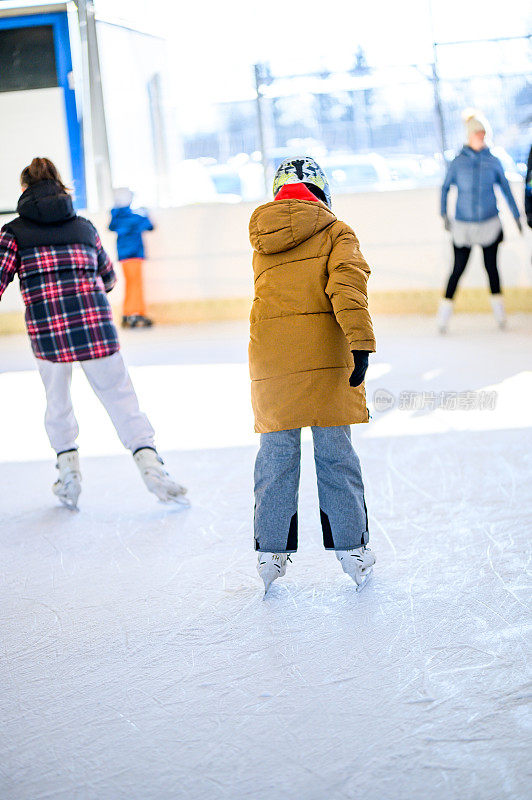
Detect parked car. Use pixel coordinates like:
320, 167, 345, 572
171, 160, 245, 205
384, 154, 443, 187
321, 154, 393, 193
208, 164, 242, 201
321, 152, 443, 195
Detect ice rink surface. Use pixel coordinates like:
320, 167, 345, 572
1, 315, 531, 800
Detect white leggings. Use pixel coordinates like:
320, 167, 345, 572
36, 352, 155, 454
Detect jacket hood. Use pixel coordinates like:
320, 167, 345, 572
110, 206, 139, 235
249, 199, 336, 255
460, 145, 491, 159
17, 180, 75, 224
110, 206, 133, 218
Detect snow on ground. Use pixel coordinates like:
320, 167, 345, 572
1, 315, 531, 800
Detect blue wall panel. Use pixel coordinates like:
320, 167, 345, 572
0, 12, 86, 208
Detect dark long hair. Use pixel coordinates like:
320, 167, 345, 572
20, 157, 70, 194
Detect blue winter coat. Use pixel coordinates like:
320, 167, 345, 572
109, 206, 154, 261
441, 146, 520, 223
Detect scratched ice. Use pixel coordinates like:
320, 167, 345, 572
1, 316, 530, 800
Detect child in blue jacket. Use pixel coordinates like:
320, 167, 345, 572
109, 187, 154, 328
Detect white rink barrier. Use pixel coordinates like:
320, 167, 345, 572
0, 186, 529, 317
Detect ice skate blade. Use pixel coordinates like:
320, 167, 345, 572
55, 493, 80, 511
354, 568, 373, 592
53, 483, 81, 511
149, 480, 188, 505
160, 493, 190, 507
259, 570, 276, 596
257, 566, 278, 597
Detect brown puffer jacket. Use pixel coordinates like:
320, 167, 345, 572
249, 198, 376, 433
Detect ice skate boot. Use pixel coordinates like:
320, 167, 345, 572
490, 294, 507, 330
53, 449, 81, 510
257, 552, 289, 595
336, 546, 375, 591
133, 447, 189, 505
122, 315, 141, 328
122, 314, 153, 329
437, 298, 453, 334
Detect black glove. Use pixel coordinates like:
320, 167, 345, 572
516, 218, 523, 234
349, 351, 369, 388
442, 214, 451, 232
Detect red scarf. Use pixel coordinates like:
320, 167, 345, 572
274, 183, 319, 202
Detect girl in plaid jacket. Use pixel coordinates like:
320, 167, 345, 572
0, 158, 188, 510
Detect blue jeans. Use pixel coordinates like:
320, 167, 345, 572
254, 426, 368, 553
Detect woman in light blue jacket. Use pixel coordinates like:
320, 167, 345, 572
438, 110, 522, 332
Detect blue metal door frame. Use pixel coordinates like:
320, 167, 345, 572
0, 12, 86, 208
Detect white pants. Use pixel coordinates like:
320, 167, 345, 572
36, 352, 155, 454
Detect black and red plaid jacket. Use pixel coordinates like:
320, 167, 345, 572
0, 181, 120, 363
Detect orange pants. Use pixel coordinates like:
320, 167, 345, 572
121, 258, 146, 317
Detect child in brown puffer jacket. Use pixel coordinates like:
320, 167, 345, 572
248, 156, 376, 594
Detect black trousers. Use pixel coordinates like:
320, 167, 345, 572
445, 234, 503, 300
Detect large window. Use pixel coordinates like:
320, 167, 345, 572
0, 25, 57, 93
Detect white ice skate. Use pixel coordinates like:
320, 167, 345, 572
133, 448, 189, 506
490, 294, 507, 330
53, 450, 81, 510
257, 552, 289, 595
336, 546, 376, 591
437, 298, 453, 334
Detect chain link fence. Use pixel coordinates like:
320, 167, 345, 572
178, 37, 531, 202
